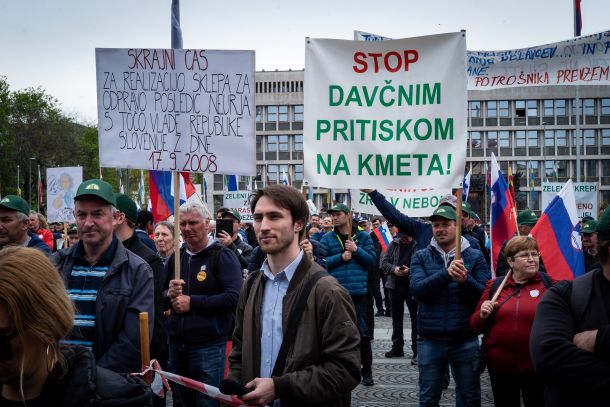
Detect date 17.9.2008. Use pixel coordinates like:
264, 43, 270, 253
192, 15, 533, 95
149, 151, 217, 172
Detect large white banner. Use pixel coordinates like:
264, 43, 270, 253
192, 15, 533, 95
96, 48, 255, 174
356, 30, 610, 89
305, 33, 467, 190
351, 188, 453, 218
46, 167, 83, 223
541, 182, 598, 220
223, 190, 253, 223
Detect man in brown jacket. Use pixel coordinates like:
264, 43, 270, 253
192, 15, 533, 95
228, 185, 361, 407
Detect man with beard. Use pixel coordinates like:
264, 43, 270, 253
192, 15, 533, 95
228, 185, 360, 407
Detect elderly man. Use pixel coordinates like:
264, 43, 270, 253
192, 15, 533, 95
165, 202, 242, 407
0, 195, 50, 254
51, 179, 154, 373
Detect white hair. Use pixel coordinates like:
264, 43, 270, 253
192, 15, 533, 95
180, 202, 210, 220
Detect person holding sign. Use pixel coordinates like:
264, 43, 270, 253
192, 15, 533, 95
320, 203, 377, 386
409, 205, 489, 407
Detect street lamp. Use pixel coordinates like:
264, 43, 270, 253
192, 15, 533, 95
29, 157, 35, 208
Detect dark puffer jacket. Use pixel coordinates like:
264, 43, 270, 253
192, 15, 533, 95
410, 238, 489, 339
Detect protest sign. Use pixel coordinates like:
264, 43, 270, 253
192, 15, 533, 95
46, 167, 83, 223
96, 48, 255, 174
304, 33, 467, 190
351, 188, 452, 218
223, 190, 253, 223
355, 29, 610, 89
541, 181, 598, 220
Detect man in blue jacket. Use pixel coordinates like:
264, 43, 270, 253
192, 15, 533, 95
410, 205, 489, 407
321, 203, 377, 386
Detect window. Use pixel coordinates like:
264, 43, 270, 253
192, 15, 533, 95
294, 134, 303, 151
603, 158, 610, 176
487, 131, 497, 148
544, 130, 554, 147
267, 165, 278, 183
556, 130, 567, 146
267, 106, 277, 122
602, 129, 610, 145
515, 130, 526, 147
293, 105, 304, 121
583, 129, 596, 146
280, 164, 289, 181
527, 130, 538, 147
469, 131, 481, 148
543, 100, 554, 116
294, 164, 303, 181
469, 101, 481, 118
583, 98, 595, 116
499, 131, 510, 147
278, 105, 288, 122
499, 100, 509, 117
278, 135, 289, 151
527, 100, 538, 117
256, 135, 263, 157
602, 99, 610, 115
487, 101, 497, 118
556, 99, 567, 116
256, 106, 263, 122
515, 101, 526, 117
266, 135, 277, 152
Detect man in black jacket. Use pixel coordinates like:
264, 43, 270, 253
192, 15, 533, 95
530, 208, 610, 407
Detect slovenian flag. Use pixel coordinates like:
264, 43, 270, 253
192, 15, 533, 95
373, 222, 394, 252
574, 0, 582, 37
149, 171, 196, 221
490, 153, 517, 277
531, 179, 584, 280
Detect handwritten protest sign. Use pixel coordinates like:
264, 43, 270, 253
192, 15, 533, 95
304, 33, 467, 189
351, 188, 453, 218
46, 167, 83, 223
223, 190, 253, 223
356, 30, 610, 89
542, 182, 598, 220
96, 48, 255, 174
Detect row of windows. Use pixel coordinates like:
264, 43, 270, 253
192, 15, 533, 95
256, 105, 304, 123
255, 80, 304, 94
469, 98, 610, 119
469, 159, 610, 180
469, 129, 610, 152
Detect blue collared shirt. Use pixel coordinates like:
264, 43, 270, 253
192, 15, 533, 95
259, 250, 304, 379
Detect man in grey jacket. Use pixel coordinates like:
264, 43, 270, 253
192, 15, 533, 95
51, 179, 154, 374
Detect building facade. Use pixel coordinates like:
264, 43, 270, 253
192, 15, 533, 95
212, 69, 610, 220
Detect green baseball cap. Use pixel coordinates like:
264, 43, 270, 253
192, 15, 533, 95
327, 203, 350, 214
114, 193, 138, 223
430, 205, 457, 221
580, 220, 598, 235
597, 209, 610, 240
75, 179, 116, 206
0, 195, 30, 216
219, 208, 241, 223
517, 209, 538, 226
462, 202, 474, 217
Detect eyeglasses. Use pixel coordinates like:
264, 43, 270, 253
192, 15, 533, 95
0, 331, 18, 360
512, 252, 540, 260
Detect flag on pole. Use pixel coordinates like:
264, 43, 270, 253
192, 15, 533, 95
551, 161, 559, 182
373, 223, 394, 252
529, 162, 537, 203
281, 169, 290, 186
225, 175, 238, 191
531, 180, 584, 280
138, 170, 146, 207
574, 0, 582, 37
171, 0, 183, 48
149, 171, 196, 221
490, 153, 518, 277
37, 165, 43, 212
507, 165, 515, 202
462, 169, 472, 202
203, 176, 208, 203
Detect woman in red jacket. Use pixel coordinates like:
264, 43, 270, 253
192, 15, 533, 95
470, 236, 553, 407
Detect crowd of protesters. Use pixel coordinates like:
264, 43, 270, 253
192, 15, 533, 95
1, 182, 609, 407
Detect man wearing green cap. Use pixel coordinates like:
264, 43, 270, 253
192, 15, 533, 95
217, 208, 253, 271
51, 179, 154, 374
321, 202, 377, 386
530, 208, 610, 406
581, 220, 599, 273
113, 193, 167, 383
496, 209, 541, 277
0, 195, 50, 254
410, 204, 489, 406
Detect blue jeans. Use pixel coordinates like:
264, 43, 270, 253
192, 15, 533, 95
418, 337, 480, 407
169, 342, 226, 407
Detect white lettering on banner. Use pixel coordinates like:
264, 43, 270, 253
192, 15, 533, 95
223, 191, 253, 223
96, 48, 255, 174
355, 29, 610, 89
304, 33, 467, 189
541, 182, 598, 220
351, 188, 453, 218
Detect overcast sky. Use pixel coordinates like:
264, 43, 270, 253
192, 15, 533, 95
1, 0, 608, 124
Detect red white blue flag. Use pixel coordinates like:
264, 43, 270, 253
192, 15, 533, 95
531, 180, 584, 280
490, 154, 517, 277
574, 0, 582, 37
149, 171, 196, 222
373, 223, 394, 252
